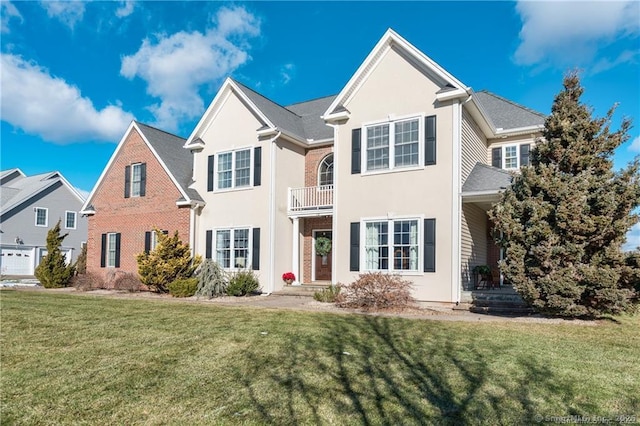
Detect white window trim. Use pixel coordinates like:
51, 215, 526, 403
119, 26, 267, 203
131, 162, 143, 197
359, 214, 424, 275
106, 232, 117, 268
317, 153, 334, 187
34, 207, 48, 227
361, 113, 424, 175
214, 226, 252, 270
502, 144, 519, 170
214, 147, 254, 192
65, 211, 77, 230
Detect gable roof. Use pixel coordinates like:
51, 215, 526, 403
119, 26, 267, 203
81, 121, 202, 213
1, 168, 85, 219
461, 163, 513, 194
185, 78, 336, 147
473, 91, 546, 131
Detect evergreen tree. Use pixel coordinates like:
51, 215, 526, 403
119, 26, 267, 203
490, 72, 640, 317
136, 228, 201, 293
35, 220, 76, 288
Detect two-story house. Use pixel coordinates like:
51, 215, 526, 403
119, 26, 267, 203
184, 29, 545, 302
80, 121, 202, 283
0, 168, 88, 276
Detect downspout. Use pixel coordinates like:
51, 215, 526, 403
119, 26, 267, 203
267, 131, 282, 294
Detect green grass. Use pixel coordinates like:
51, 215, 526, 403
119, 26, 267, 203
1, 290, 639, 425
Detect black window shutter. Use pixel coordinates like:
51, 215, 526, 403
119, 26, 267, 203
144, 231, 151, 253
254, 147, 262, 186
162, 230, 169, 235
114, 233, 121, 268
492, 148, 502, 168
100, 234, 107, 267
205, 230, 212, 259
350, 222, 360, 271
124, 165, 131, 198
207, 155, 215, 192
424, 219, 436, 273
252, 228, 260, 270
425, 115, 436, 166
139, 163, 146, 196
520, 144, 530, 167
351, 128, 361, 174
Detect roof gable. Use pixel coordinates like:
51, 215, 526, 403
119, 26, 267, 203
473, 91, 546, 131
81, 121, 201, 213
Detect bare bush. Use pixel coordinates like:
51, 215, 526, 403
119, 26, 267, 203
104, 270, 143, 292
70, 272, 105, 291
335, 272, 416, 311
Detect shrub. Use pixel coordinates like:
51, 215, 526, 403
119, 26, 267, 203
70, 272, 105, 291
227, 270, 260, 296
110, 272, 143, 292
75, 244, 87, 275
313, 285, 341, 303
335, 272, 415, 311
35, 220, 75, 288
136, 228, 201, 293
168, 278, 198, 298
195, 260, 228, 299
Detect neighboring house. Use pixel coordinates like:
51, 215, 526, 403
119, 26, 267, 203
0, 168, 88, 276
183, 29, 545, 302
80, 121, 202, 282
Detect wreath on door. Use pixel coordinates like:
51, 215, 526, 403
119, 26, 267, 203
315, 236, 332, 256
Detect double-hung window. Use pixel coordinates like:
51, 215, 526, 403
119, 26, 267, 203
65, 211, 77, 229
217, 149, 251, 190
131, 163, 143, 196
364, 219, 419, 272
107, 233, 118, 267
35, 207, 48, 227
364, 117, 420, 172
504, 146, 518, 169
216, 228, 250, 269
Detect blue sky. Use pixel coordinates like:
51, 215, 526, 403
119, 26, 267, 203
1, 1, 639, 246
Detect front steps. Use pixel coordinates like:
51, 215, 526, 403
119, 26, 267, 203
272, 283, 331, 297
469, 287, 536, 315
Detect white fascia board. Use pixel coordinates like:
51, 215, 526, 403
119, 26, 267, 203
257, 127, 279, 137
461, 190, 502, 203
322, 110, 350, 123
464, 95, 497, 139
81, 120, 136, 211
80, 209, 95, 216
57, 174, 87, 204
435, 88, 469, 102
494, 125, 544, 137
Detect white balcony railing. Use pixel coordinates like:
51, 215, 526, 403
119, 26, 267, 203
288, 185, 333, 215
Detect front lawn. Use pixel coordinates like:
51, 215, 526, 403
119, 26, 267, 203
1, 290, 638, 424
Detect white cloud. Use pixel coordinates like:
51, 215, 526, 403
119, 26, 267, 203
40, 0, 85, 30
623, 223, 640, 252
514, 1, 640, 69
0, 54, 134, 143
1, 1, 23, 33
280, 63, 295, 85
628, 136, 640, 154
115, 1, 135, 18
120, 6, 260, 130
74, 187, 90, 201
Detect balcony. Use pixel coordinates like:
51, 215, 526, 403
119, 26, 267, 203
288, 185, 333, 216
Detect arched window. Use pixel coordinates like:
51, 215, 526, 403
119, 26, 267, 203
318, 153, 334, 186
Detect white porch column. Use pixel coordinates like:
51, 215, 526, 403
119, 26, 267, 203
292, 216, 300, 284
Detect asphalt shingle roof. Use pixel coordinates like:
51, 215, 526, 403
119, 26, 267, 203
474, 91, 546, 130
135, 122, 203, 203
462, 163, 513, 193
1, 170, 65, 216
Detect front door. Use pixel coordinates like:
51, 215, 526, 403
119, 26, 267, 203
314, 230, 332, 281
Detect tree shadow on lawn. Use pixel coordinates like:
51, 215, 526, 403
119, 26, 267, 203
233, 314, 599, 425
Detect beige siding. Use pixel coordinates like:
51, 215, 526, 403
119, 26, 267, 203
333, 45, 455, 302
460, 203, 487, 290
461, 109, 487, 182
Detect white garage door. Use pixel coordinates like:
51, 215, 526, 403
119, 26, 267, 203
1, 247, 35, 276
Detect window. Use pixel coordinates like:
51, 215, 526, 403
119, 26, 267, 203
35, 207, 48, 227
216, 228, 250, 269
504, 145, 518, 169
364, 219, 419, 272
107, 233, 117, 267
65, 211, 77, 229
151, 231, 159, 251
217, 149, 251, 190
131, 163, 143, 197
364, 117, 420, 172
318, 154, 334, 186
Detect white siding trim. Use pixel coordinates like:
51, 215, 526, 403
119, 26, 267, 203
452, 100, 462, 303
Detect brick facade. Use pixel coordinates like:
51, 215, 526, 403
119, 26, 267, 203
86, 128, 191, 282
304, 145, 333, 187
